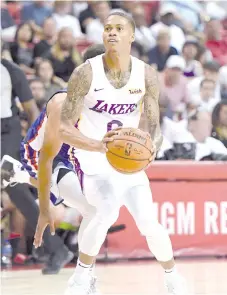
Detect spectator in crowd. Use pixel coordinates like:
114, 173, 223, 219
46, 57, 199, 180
195, 45, 213, 66
1, 39, 12, 61
219, 65, 227, 99
78, 2, 97, 33
21, 1, 52, 27
29, 78, 47, 109
205, 18, 227, 66
53, 1, 83, 39
35, 59, 62, 99
204, 1, 227, 22
9, 23, 35, 75
148, 28, 178, 71
132, 5, 156, 51
188, 110, 227, 160
211, 101, 227, 148
72, 1, 89, 19
1, 1, 17, 41
187, 61, 221, 100
5, 1, 22, 25
44, 27, 82, 82
131, 42, 148, 63
159, 98, 188, 143
159, 55, 190, 118
78, 0, 119, 34
182, 39, 203, 78
120, 0, 138, 14
160, 109, 227, 161
156, 98, 195, 160
150, 4, 185, 52
164, 0, 203, 31
86, 1, 111, 44
190, 79, 219, 113
33, 17, 57, 60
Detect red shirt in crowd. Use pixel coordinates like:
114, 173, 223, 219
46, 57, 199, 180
206, 31, 227, 66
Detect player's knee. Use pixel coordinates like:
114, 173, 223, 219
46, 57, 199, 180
96, 204, 119, 226
136, 217, 161, 237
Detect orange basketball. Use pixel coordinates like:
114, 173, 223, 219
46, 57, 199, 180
106, 128, 153, 174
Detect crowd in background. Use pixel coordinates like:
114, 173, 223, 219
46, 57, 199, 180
1, 0, 227, 266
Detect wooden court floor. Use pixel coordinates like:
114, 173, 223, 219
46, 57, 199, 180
1, 260, 227, 295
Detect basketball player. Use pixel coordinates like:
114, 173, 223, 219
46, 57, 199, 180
52, 11, 188, 295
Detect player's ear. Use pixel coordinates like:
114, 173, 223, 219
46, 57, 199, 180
131, 33, 135, 42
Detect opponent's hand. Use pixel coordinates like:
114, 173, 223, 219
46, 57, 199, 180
33, 211, 55, 248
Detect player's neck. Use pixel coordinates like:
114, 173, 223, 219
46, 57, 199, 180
103, 51, 131, 73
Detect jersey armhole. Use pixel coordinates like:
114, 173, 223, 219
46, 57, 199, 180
45, 91, 67, 117
85, 60, 95, 97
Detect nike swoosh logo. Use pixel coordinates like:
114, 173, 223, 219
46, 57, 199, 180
94, 88, 104, 92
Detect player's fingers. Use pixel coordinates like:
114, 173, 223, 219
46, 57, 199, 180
112, 127, 122, 132
33, 234, 42, 248
50, 221, 55, 236
103, 137, 114, 143
105, 130, 119, 138
34, 226, 45, 248
149, 147, 156, 162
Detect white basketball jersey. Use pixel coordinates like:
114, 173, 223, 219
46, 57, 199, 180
74, 54, 146, 174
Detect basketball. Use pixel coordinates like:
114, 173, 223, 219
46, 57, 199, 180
106, 128, 154, 174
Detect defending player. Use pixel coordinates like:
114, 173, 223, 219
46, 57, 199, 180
1, 44, 106, 294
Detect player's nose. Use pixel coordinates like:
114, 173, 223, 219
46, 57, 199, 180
109, 30, 117, 37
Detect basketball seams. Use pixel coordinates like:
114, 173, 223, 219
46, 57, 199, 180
106, 150, 150, 161
107, 138, 152, 160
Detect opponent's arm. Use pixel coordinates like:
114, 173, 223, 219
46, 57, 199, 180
59, 63, 106, 152
37, 98, 63, 214
143, 64, 163, 151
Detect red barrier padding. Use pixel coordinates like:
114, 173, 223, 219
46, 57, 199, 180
105, 162, 227, 258
146, 161, 227, 180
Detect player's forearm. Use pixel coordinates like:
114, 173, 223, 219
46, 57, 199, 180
154, 132, 163, 151
37, 153, 53, 213
59, 123, 101, 152
147, 121, 163, 151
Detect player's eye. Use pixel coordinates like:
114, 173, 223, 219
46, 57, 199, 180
117, 27, 123, 32
105, 27, 111, 32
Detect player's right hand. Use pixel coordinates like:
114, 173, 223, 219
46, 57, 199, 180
99, 128, 122, 153
33, 211, 55, 248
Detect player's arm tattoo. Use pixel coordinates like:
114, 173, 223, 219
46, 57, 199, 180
143, 64, 163, 151
60, 63, 92, 125
59, 63, 103, 151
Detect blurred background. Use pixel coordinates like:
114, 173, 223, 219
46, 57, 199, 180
1, 0, 227, 272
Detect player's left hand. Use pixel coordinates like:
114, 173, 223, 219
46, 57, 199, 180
34, 211, 55, 248
149, 142, 157, 162
143, 132, 156, 162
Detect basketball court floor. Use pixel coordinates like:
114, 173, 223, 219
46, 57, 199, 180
1, 260, 227, 295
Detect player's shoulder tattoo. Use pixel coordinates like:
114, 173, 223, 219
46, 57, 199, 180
61, 62, 92, 122
144, 63, 160, 101
67, 62, 92, 102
